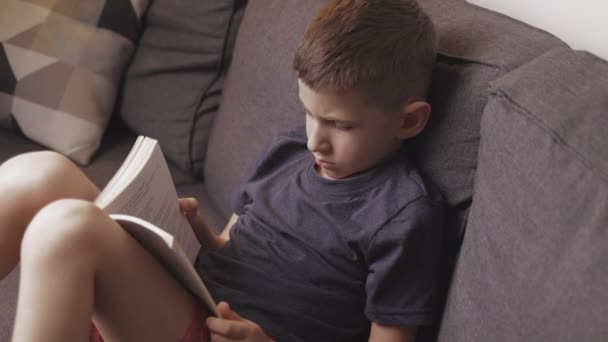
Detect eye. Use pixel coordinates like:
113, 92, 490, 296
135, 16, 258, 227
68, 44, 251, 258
334, 122, 353, 130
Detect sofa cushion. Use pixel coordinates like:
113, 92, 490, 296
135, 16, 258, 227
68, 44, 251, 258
0, 267, 18, 342
0, 0, 149, 164
438, 48, 608, 341
411, 0, 567, 239
119, 0, 246, 178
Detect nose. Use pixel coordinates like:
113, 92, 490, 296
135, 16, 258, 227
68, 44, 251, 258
307, 119, 330, 153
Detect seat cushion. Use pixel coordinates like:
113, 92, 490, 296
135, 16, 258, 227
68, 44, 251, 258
0, 267, 18, 341
439, 48, 608, 341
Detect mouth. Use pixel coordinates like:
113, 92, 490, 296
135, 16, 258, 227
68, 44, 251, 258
315, 159, 335, 168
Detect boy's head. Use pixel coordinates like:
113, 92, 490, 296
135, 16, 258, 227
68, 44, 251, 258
294, 0, 437, 110
293, 0, 437, 180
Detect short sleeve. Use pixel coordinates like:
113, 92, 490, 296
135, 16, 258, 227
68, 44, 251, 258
232, 126, 308, 215
364, 197, 444, 326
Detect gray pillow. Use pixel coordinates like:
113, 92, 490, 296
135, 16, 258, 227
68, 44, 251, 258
412, 0, 567, 240
119, 0, 246, 177
438, 48, 608, 341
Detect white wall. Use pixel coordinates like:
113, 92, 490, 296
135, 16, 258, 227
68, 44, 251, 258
467, 0, 608, 60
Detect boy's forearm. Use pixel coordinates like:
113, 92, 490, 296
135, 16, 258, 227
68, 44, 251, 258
199, 213, 238, 251
193, 225, 227, 252
180, 198, 233, 252
219, 214, 239, 241
187, 213, 227, 252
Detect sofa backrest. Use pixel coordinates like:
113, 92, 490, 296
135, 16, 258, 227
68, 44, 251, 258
202, 0, 566, 236
412, 0, 566, 240
203, 0, 328, 222
439, 47, 608, 341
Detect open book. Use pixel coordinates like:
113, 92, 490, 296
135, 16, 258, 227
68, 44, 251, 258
94, 136, 219, 317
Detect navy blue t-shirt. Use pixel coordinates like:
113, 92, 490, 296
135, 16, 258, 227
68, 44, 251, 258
196, 127, 444, 341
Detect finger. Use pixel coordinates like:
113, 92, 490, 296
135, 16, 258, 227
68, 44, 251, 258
206, 317, 249, 339
210, 332, 236, 342
184, 208, 211, 233
178, 197, 198, 211
178, 197, 199, 215
217, 302, 242, 321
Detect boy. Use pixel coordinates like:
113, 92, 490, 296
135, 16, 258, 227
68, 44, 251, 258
0, 0, 443, 341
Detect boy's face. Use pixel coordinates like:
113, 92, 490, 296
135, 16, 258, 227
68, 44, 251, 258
298, 79, 407, 180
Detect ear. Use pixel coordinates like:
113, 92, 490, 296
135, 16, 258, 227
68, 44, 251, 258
397, 101, 431, 140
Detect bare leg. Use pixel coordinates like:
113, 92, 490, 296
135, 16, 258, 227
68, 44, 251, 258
12, 199, 197, 342
0, 151, 99, 279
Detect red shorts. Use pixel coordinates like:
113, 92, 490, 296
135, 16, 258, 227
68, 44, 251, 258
89, 305, 209, 342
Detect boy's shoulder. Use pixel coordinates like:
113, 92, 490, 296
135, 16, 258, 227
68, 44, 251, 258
259, 126, 308, 162
244, 126, 309, 179
259, 126, 306, 148
255, 126, 443, 204
279, 125, 307, 142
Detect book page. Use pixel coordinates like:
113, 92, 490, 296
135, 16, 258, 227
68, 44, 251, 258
95, 138, 200, 261
98, 136, 144, 201
110, 215, 219, 317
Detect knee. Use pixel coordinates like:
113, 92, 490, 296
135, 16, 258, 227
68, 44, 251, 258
0, 151, 73, 194
21, 199, 106, 262
0, 151, 97, 203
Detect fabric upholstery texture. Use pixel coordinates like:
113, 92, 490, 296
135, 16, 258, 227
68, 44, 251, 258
0, 267, 18, 342
438, 48, 608, 341
119, 0, 246, 178
204, 0, 328, 221
412, 0, 567, 240
0, 0, 149, 164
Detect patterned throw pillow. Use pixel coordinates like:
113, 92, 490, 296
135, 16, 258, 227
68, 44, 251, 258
0, 0, 149, 164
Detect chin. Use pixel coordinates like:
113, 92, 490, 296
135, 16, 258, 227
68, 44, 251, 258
323, 170, 355, 180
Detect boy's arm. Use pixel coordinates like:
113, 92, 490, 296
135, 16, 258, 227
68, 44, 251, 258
369, 322, 417, 342
220, 213, 239, 241
178, 198, 227, 252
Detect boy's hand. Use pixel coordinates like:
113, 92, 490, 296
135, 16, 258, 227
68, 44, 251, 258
179, 197, 207, 230
207, 302, 273, 342
178, 198, 225, 252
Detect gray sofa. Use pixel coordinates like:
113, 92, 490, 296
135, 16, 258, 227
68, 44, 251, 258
1, 0, 607, 341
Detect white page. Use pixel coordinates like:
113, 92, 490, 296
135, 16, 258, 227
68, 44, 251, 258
96, 138, 200, 261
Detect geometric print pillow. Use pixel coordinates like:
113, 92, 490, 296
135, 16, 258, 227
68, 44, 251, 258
0, 0, 149, 164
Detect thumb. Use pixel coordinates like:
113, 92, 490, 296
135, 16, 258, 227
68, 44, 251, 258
217, 302, 243, 321
178, 197, 199, 216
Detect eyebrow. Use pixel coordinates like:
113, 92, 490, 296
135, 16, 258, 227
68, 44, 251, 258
300, 100, 359, 124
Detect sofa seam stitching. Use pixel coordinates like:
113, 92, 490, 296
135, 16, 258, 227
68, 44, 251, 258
493, 90, 608, 183
188, 0, 238, 178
